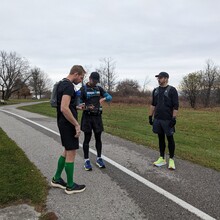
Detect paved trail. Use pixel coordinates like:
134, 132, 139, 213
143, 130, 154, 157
0, 103, 219, 220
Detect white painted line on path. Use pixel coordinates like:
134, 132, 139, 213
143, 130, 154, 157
0, 109, 216, 220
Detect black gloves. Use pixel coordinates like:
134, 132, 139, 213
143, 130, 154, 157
149, 116, 153, 125
169, 117, 176, 127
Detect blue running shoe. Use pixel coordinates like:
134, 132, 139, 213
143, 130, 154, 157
96, 158, 106, 168
84, 160, 92, 171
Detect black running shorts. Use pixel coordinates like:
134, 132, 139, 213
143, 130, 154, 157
81, 113, 104, 133
58, 120, 79, 150
152, 119, 175, 136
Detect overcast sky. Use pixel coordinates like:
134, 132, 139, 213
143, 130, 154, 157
1, 0, 220, 89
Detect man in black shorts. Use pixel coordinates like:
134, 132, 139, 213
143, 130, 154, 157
51, 65, 86, 194
80, 72, 112, 171
148, 72, 179, 170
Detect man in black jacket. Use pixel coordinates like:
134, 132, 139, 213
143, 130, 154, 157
149, 72, 179, 170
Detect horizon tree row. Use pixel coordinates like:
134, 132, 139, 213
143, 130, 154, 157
180, 60, 220, 108
0, 51, 52, 100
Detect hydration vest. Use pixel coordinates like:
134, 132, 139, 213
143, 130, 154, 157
83, 84, 101, 100
154, 85, 172, 99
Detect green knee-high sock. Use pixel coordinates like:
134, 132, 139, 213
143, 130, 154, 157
54, 156, 66, 180
65, 162, 74, 188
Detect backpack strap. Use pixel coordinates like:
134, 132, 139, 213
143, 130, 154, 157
154, 86, 172, 98
154, 87, 159, 97
84, 84, 101, 100
164, 85, 172, 98
83, 84, 88, 99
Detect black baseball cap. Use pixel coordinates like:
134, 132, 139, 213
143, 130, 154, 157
155, 72, 169, 78
90, 72, 100, 82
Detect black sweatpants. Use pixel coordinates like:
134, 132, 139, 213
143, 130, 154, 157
83, 132, 102, 159
158, 133, 175, 158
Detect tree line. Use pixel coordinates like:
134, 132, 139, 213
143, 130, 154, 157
0, 51, 150, 101
97, 58, 220, 108
0, 51, 52, 100
1, 50, 219, 108
180, 60, 220, 108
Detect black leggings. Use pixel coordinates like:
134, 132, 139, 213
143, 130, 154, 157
158, 134, 175, 158
83, 132, 102, 159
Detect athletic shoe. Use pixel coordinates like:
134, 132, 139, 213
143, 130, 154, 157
168, 158, 176, 170
96, 158, 106, 168
84, 160, 92, 171
153, 157, 166, 167
51, 177, 67, 189
65, 183, 86, 195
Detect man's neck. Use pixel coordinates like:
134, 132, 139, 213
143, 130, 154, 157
88, 82, 96, 87
160, 83, 168, 88
66, 76, 72, 82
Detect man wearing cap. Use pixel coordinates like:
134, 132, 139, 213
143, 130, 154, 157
80, 72, 112, 171
148, 72, 179, 170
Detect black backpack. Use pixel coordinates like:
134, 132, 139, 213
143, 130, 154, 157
50, 79, 68, 107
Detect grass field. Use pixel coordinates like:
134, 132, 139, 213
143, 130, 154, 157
0, 98, 49, 105
0, 128, 48, 210
19, 102, 220, 171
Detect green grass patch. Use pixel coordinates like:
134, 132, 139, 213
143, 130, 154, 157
19, 103, 220, 171
0, 128, 48, 210
0, 98, 49, 106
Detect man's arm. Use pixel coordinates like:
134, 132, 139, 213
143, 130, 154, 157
99, 86, 112, 104
149, 105, 155, 116
148, 105, 155, 125
148, 89, 156, 125
61, 95, 81, 137
169, 88, 179, 127
173, 109, 178, 118
172, 88, 179, 118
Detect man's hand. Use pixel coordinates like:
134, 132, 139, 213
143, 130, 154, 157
99, 98, 106, 104
75, 124, 81, 138
169, 117, 176, 128
149, 116, 153, 125
76, 103, 85, 110
87, 104, 95, 110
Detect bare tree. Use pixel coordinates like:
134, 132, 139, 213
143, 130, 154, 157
29, 67, 52, 99
142, 76, 151, 92
29, 68, 39, 98
180, 72, 202, 108
0, 51, 30, 100
0, 78, 5, 99
214, 74, 220, 104
37, 72, 52, 99
81, 65, 91, 86
19, 84, 31, 99
96, 58, 117, 92
201, 60, 219, 107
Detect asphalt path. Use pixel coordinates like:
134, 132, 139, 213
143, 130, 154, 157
0, 102, 219, 220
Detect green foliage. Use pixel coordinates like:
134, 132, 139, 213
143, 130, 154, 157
2, 99, 48, 105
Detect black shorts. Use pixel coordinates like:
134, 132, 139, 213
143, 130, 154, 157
58, 120, 79, 150
81, 113, 104, 133
153, 119, 175, 136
